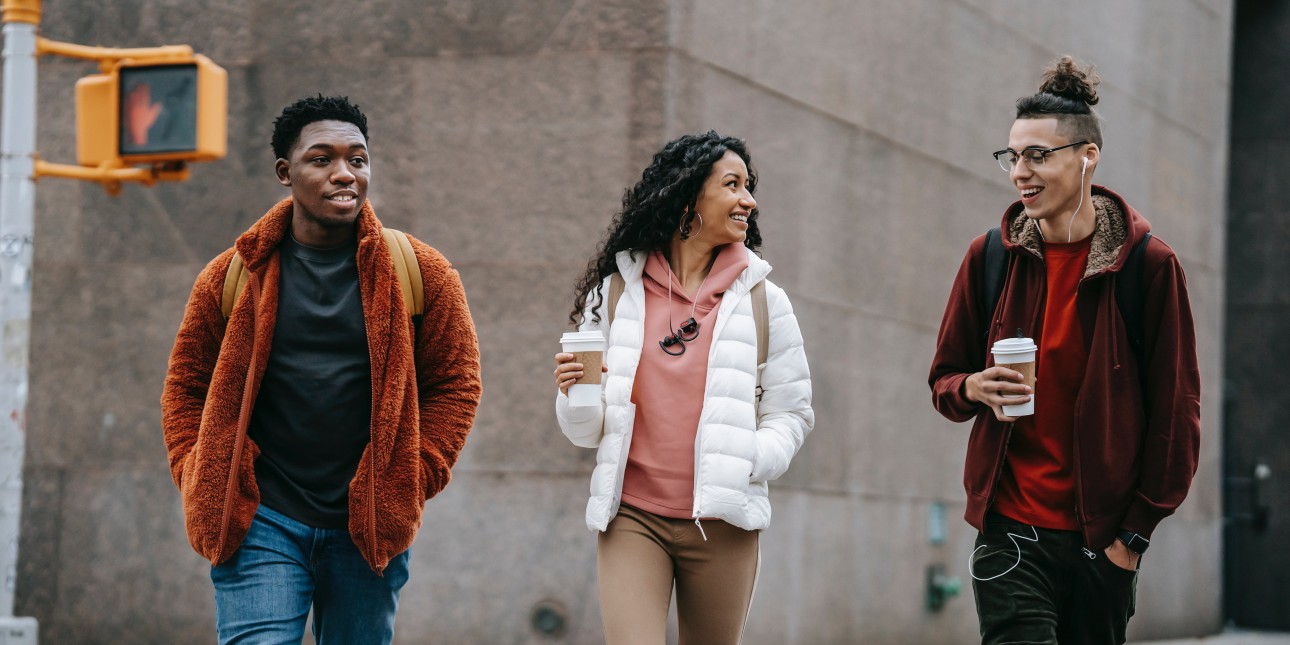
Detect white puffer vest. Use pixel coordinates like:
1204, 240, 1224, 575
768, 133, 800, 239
556, 247, 814, 532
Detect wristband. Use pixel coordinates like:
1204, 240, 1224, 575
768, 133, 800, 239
1116, 530, 1149, 555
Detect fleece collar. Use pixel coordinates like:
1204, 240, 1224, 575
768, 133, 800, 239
1004, 185, 1150, 278
234, 197, 382, 269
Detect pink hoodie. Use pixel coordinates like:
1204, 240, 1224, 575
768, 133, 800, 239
620, 243, 749, 518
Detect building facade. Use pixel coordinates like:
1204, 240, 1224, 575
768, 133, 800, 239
15, 1, 1232, 642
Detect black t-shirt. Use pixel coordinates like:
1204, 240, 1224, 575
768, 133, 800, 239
248, 234, 372, 529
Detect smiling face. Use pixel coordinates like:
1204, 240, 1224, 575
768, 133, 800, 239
687, 150, 757, 246
276, 119, 370, 247
1007, 117, 1097, 223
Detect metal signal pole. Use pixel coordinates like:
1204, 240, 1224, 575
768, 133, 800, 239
0, 0, 39, 628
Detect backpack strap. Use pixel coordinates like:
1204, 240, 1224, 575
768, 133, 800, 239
381, 228, 425, 317
751, 280, 769, 411
221, 228, 423, 319
1116, 231, 1153, 366
980, 226, 1007, 342
606, 272, 625, 329
220, 252, 248, 319
751, 280, 769, 368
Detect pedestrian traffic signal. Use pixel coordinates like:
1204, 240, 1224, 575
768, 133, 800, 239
76, 54, 226, 167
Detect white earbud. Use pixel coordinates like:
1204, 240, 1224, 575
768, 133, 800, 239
1081, 157, 1088, 175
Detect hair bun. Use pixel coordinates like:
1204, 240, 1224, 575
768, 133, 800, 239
1038, 55, 1100, 106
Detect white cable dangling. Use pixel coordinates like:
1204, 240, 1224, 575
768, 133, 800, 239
1067, 156, 1088, 242
968, 523, 1039, 582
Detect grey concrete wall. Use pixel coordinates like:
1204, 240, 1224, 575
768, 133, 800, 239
11, 1, 1230, 643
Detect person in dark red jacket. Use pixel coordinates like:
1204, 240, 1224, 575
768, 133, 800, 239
928, 56, 1200, 644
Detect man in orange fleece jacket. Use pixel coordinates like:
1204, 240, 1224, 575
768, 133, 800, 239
161, 95, 482, 645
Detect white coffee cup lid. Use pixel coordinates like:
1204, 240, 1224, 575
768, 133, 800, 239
991, 337, 1037, 354
560, 331, 605, 344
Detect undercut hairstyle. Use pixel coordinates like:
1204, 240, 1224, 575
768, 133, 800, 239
568, 130, 761, 326
1015, 56, 1103, 148
270, 95, 369, 160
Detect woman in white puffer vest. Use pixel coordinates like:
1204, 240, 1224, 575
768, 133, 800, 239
553, 131, 814, 644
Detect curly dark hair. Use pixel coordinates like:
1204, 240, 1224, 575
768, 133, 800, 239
1015, 55, 1103, 148
270, 95, 369, 159
568, 131, 761, 327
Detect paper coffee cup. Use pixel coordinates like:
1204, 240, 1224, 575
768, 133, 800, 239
990, 337, 1037, 417
560, 331, 605, 407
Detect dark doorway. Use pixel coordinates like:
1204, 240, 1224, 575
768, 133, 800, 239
1223, 0, 1290, 630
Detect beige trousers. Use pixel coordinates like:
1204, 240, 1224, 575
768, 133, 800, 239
597, 503, 760, 645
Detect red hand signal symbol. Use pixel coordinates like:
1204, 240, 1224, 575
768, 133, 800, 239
124, 82, 163, 147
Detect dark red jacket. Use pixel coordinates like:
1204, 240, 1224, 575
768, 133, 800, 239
928, 186, 1200, 549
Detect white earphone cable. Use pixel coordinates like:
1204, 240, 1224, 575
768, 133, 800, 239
968, 523, 1040, 582
1066, 157, 1088, 242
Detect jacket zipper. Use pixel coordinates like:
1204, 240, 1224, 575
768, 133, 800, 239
365, 268, 381, 571
985, 421, 1014, 513
214, 274, 260, 563
1071, 409, 1089, 550
691, 403, 707, 541
1069, 274, 1108, 552
983, 251, 1040, 520
1014, 248, 1098, 550
689, 286, 747, 542
369, 445, 378, 568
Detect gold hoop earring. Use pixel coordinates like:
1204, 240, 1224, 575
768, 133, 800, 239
679, 211, 704, 240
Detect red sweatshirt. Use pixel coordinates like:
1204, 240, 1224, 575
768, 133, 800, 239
992, 235, 1090, 531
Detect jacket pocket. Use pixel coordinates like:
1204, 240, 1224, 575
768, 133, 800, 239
181, 434, 260, 564
177, 450, 196, 488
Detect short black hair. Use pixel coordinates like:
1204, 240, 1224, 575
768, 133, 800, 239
270, 95, 369, 160
1015, 56, 1103, 148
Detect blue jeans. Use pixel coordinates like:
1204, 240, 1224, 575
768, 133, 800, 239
210, 505, 411, 645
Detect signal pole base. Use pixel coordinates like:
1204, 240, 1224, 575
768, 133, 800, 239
0, 617, 37, 644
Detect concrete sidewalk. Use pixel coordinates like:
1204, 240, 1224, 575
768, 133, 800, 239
1131, 631, 1290, 645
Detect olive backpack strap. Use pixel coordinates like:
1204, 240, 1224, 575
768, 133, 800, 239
606, 272, 625, 329
221, 228, 424, 320
381, 228, 425, 317
596, 272, 626, 436
751, 279, 769, 411
220, 252, 248, 319
752, 280, 768, 368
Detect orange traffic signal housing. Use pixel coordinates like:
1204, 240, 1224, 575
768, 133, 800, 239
76, 53, 226, 167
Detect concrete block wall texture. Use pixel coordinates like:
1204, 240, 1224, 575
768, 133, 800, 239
10, 0, 1230, 642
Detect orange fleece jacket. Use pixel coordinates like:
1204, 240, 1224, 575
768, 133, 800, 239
161, 198, 482, 574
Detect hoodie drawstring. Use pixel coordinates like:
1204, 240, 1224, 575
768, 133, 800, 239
694, 518, 708, 541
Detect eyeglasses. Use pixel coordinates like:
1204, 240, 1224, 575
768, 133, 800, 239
992, 141, 1088, 172
659, 317, 700, 356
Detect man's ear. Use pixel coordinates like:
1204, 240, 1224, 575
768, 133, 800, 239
1083, 143, 1100, 174
275, 158, 291, 186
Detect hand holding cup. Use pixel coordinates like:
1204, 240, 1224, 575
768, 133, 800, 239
554, 353, 607, 394
971, 336, 1038, 422
965, 366, 1033, 422
556, 331, 607, 406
